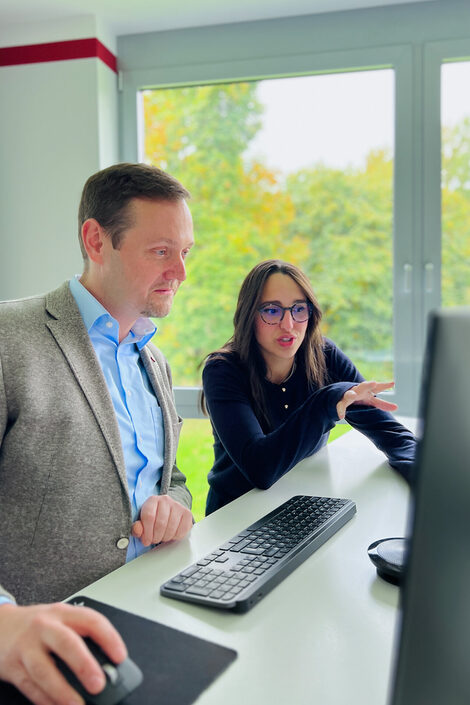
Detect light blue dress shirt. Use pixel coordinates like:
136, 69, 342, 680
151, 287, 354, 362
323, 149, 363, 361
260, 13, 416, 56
69, 276, 165, 562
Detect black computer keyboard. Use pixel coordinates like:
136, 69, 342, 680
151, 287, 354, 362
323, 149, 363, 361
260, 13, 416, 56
161, 494, 356, 613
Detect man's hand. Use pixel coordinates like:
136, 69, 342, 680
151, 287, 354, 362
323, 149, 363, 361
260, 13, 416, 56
336, 381, 398, 420
131, 494, 193, 546
0, 602, 127, 705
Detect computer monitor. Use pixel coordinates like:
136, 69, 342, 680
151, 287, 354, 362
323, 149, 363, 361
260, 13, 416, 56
389, 307, 470, 705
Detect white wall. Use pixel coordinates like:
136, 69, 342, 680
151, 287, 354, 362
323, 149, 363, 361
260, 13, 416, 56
0, 18, 118, 299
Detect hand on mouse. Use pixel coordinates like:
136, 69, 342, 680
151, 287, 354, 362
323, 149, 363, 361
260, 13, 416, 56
0, 601, 127, 705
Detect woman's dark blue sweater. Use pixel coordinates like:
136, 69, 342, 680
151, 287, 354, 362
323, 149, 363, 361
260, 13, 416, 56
202, 339, 416, 514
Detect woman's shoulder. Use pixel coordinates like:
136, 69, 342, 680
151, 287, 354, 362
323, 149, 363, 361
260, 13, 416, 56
322, 336, 341, 358
202, 350, 251, 397
321, 337, 361, 380
204, 348, 239, 366
322, 336, 352, 355
321, 336, 350, 368
203, 349, 244, 377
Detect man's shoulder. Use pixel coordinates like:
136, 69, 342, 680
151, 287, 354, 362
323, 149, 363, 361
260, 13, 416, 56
0, 292, 48, 331
0, 292, 46, 312
0, 282, 76, 336
0, 282, 70, 315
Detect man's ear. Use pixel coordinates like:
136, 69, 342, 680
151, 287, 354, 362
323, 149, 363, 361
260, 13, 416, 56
81, 219, 107, 264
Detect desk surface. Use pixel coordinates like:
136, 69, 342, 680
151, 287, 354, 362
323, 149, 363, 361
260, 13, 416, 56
78, 419, 415, 705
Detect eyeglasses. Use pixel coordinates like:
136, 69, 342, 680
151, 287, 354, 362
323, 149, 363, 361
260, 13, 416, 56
257, 302, 313, 325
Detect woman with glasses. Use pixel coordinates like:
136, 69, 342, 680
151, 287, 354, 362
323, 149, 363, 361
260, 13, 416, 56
202, 259, 416, 515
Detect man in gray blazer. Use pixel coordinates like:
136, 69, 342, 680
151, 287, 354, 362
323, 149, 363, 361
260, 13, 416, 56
0, 163, 195, 705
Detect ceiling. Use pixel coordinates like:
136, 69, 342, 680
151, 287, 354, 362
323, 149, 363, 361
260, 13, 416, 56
1, 0, 437, 37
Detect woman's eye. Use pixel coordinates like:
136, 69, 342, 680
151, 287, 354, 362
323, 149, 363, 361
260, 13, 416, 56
264, 307, 279, 316
294, 304, 307, 314
182, 249, 191, 259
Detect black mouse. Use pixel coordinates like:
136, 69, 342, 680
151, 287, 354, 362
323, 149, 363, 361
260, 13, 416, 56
52, 636, 143, 705
367, 536, 408, 586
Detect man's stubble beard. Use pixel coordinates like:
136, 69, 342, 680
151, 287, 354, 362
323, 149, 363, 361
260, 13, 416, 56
141, 294, 174, 319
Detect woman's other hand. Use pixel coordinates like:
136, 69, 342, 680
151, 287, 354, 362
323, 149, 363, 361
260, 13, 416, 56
336, 381, 397, 420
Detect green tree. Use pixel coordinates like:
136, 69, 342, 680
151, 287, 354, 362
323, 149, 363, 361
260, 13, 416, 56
285, 150, 394, 377
144, 83, 305, 383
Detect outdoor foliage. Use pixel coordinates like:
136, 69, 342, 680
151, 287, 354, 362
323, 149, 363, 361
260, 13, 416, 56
143, 82, 470, 386
442, 116, 470, 307
144, 83, 302, 383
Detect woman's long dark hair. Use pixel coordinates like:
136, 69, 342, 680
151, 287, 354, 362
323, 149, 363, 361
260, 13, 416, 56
202, 260, 327, 429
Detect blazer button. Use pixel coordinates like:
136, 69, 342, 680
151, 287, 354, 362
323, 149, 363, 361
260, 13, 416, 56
116, 537, 129, 550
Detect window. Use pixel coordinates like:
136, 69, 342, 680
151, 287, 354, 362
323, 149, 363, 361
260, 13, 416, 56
140, 70, 395, 386
119, 4, 470, 417
441, 60, 470, 307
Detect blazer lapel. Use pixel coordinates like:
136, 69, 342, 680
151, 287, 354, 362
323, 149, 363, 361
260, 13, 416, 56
44, 283, 128, 491
140, 346, 175, 494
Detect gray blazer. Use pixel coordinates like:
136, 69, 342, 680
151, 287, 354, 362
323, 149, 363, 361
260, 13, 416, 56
0, 282, 191, 605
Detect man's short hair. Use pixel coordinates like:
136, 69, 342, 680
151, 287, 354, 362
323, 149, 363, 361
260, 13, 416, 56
78, 162, 190, 260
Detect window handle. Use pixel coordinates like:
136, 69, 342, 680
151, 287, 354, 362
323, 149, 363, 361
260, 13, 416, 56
403, 263, 412, 293
424, 262, 434, 293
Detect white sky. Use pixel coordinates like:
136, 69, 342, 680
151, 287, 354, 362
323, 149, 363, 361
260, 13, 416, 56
244, 69, 394, 173
244, 62, 470, 173
441, 61, 470, 127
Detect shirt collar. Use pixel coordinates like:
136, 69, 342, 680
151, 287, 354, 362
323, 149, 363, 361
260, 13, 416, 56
69, 276, 156, 349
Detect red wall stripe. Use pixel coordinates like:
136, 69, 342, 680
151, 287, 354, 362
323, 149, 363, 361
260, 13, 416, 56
0, 38, 117, 73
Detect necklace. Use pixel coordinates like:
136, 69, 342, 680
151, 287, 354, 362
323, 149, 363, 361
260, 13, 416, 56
279, 359, 296, 385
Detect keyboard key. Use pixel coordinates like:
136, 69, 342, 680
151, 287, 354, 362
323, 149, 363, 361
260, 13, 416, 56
229, 539, 252, 552
180, 566, 199, 577
220, 542, 237, 550
264, 548, 278, 556
165, 581, 187, 592
186, 586, 212, 596
210, 590, 225, 599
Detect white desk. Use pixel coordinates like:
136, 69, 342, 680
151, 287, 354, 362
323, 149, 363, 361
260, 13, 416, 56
77, 419, 415, 705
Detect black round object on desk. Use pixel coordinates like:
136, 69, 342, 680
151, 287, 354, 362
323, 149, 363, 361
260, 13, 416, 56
367, 537, 408, 586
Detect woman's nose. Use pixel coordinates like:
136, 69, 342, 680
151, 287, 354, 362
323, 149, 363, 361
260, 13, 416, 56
279, 310, 294, 330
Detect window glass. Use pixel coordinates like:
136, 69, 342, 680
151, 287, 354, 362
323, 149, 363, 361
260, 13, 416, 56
441, 61, 470, 307
141, 70, 394, 385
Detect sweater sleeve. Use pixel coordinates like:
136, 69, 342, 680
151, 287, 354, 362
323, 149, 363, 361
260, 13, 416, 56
202, 356, 356, 490
327, 342, 417, 483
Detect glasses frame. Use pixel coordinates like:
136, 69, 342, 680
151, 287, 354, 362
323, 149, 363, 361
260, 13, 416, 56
257, 302, 313, 325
